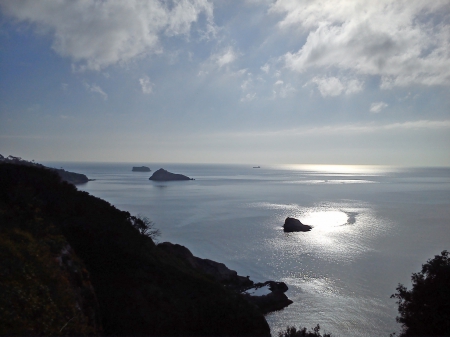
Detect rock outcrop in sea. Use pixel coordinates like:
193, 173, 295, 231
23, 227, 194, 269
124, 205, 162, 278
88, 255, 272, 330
243, 281, 293, 314
283, 217, 312, 232
149, 168, 194, 181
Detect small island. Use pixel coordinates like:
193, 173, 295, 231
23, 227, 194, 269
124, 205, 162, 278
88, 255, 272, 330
283, 217, 312, 232
132, 166, 151, 172
149, 168, 194, 181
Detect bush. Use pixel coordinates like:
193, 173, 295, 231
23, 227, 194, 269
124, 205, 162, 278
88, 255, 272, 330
391, 250, 450, 336
278, 324, 331, 337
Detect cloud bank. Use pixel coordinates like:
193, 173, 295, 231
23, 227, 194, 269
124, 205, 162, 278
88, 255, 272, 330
0, 0, 213, 71
273, 0, 450, 88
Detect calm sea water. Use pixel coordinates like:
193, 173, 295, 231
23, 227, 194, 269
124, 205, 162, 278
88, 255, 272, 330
44, 162, 450, 336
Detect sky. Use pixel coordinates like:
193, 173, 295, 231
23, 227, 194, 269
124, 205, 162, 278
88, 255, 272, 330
1, 0, 449, 165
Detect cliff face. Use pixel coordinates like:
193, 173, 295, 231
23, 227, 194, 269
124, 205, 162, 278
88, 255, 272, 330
0, 163, 270, 336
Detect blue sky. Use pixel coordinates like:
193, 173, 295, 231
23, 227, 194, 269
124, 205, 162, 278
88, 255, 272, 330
1, 0, 449, 165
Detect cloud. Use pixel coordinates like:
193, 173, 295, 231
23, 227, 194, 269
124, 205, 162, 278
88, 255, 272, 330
272, 81, 295, 98
311, 76, 363, 97
370, 102, 388, 113
0, 0, 214, 71
219, 119, 450, 138
273, 0, 450, 88
212, 47, 238, 68
261, 63, 270, 73
139, 76, 154, 94
241, 93, 256, 102
83, 82, 107, 100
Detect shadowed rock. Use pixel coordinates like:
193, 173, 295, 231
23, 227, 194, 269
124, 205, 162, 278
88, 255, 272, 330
158, 242, 293, 314
149, 168, 194, 181
283, 217, 312, 232
157, 242, 251, 287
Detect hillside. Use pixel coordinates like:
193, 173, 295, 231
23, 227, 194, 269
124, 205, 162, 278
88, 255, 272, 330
0, 163, 270, 336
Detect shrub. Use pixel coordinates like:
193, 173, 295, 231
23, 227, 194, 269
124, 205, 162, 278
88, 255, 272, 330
391, 250, 450, 336
278, 324, 331, 337
130, 214, 161, 242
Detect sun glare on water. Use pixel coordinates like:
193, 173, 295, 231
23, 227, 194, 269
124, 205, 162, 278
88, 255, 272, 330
280, 164, 396, 176
300, 210, 349, 230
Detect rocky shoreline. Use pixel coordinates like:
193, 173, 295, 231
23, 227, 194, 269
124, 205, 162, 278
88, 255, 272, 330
158, 242, 293, 314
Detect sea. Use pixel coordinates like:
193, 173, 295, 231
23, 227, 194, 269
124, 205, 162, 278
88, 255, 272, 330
43, 162, 450, 337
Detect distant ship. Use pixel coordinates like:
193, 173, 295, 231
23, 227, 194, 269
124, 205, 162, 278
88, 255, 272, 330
253, 166, 260, 168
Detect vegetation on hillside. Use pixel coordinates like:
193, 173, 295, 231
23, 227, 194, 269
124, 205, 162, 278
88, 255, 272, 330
277, 324, 331, 337
0, 163, 270, 336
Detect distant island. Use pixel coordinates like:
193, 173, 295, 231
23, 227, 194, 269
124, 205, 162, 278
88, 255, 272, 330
132, 166, 151, 172
149, 168, 194, 181
253, 166, 261, 168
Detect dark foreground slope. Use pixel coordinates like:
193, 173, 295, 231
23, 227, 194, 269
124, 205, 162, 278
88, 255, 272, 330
0, 154, 90, 184
0, 163, 270, 336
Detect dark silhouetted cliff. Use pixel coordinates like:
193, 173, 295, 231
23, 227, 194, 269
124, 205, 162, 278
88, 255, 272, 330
0, 163, 270, 336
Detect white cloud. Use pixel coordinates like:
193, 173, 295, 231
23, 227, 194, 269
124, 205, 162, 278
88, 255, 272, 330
221, 119, 450, 138
241, 93, 256, 102
212, 47, 237, 68
0, 0, 214, 71
311, 76, 363, 97
83, 82, 107, 100
370, 102, 388, 113
234, 69, 248, 77
139, 75, 154, 94
261, 63, 270, 73
274, 0, 450, 88
272, 81, 295, 98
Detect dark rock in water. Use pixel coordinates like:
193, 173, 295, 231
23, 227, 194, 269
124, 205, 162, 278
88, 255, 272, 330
244, 289, 293, 314
283, 217, 312, 232
149, 168, 194, 181
132, 166, 151, 172
243, 281, 293, 313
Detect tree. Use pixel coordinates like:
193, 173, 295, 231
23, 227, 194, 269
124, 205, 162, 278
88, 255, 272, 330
130, 215, 161, 242
391, 250, 450, 336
